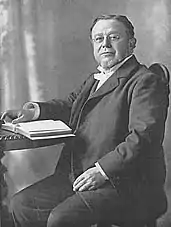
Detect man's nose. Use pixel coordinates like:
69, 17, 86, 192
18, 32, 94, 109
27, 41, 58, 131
102, 36, 112, 48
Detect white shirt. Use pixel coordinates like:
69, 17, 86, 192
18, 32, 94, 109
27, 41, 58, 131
94, 55, 133, 91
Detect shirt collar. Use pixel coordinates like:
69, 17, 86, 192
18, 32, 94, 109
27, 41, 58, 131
94, 54, 133, 81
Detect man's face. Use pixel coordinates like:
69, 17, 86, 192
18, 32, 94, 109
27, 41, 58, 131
91, 19, 133, 69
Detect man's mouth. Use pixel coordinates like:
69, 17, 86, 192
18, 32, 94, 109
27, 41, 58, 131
100, 52, 114, 56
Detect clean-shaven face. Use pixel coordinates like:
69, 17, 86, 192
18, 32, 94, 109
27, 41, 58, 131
91, 19, 132, 69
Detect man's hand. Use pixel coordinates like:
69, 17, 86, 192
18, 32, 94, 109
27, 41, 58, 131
73, 166, 106, 192
1, 109, 35, 124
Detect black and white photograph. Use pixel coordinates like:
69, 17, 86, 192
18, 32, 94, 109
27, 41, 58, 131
0, 1, 171, 227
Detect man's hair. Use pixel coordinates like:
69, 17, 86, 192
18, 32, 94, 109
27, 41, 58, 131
90, 14, 135, 39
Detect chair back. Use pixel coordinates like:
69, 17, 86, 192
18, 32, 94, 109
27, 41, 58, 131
149, 63, 170, 85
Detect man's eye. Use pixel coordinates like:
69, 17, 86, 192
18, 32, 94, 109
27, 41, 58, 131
94, 37, 104, 43
109, 35, 120, 41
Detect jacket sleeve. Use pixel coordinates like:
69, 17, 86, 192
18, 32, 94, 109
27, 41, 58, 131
36, 76, 91, 124
98, 73, 169, 182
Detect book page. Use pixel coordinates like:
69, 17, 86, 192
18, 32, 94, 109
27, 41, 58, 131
1, 122, 16, 132
17, 120, 71, 133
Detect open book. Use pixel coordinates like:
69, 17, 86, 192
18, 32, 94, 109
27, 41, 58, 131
1, 120, 75, 140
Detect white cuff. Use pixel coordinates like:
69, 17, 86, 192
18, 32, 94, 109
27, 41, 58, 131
95, 162, 109, 180
23, 102, 40, 120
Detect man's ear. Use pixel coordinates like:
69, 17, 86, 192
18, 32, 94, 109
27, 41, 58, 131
129, 38, 136, 53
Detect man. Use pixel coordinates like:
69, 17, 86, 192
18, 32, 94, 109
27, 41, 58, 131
2, 14, 169, 227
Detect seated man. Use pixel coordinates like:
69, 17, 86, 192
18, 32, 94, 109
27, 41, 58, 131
2, 14, 169, 227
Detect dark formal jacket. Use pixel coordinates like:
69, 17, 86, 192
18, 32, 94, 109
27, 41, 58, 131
37, 55, 169, 219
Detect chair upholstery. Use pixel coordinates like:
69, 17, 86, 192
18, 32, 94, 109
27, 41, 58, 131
149, 63, 170, 84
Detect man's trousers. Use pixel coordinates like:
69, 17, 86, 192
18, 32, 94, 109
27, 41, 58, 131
10, 172, 133, 227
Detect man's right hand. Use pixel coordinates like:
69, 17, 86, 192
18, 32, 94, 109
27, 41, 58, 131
1, 108, 36, 124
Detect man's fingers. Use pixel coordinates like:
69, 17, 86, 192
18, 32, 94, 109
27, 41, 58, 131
73, 177, 95, 192
1, 112, 7, 120
73, 174, 85, 188
11, 111, 25, 124
77, 180, 96, 192
1, 115, 13, 123
77, 181, 92, 192
1, 110, 19, 122
1, 112, 13, 121
88, 185, 95, 191
12, 115, 25, 124
73, 178, 86, 191
12, 109, 35, 123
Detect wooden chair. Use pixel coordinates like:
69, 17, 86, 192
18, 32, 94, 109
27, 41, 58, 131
95, 63, 170, 227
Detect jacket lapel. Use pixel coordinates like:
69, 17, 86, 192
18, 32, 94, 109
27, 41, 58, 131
71, 56, 140, 130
